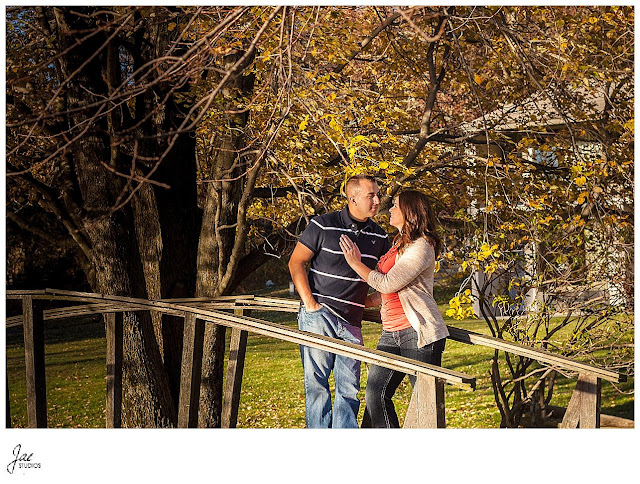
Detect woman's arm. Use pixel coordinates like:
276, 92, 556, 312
366, 238, 433, 294
340, 234, 433, 294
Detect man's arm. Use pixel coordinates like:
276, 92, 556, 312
288, 242, 322, 311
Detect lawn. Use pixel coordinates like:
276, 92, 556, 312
5, 288, 634, 428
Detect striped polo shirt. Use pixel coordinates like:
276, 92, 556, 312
298, 206, 391, 327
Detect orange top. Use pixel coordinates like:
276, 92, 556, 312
377, 246, 411, 332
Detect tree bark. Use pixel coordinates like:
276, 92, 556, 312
197, 50, 256, 427
53, 6, 201, 426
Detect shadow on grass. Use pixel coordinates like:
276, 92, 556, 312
6, 315, 106, 348
602, 399, 634, 420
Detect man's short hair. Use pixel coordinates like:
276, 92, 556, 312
344, 174, 377, 199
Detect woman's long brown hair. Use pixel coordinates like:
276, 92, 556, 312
392, 190, 442, 256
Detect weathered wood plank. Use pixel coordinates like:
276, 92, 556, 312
445, 326, 624, 383
578, 374, 601, 429
221, 309, 250, 428
6, 289, 47, 298
412, 374, 445, 428
5, 301, 295, 328
105, 312, 123, 428
6, 370, 11, 428
10, 291, 625, 384
40, 289, 475, 388
559, 373, 602, 429
403, 390, 418, 428
23, 296, 47, 428
560, 383, 582, 429
178, 312, 205, 428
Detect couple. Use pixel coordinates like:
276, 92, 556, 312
289, 174, 449, 428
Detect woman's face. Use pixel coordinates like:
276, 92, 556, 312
389, 198, 405, 230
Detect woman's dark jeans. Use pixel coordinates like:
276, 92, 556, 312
365, 328, 446, 428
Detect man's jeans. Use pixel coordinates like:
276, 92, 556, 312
298, 305, 363, 428
365, 327, 446, 428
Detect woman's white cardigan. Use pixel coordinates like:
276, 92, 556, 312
367, 236, 449, 348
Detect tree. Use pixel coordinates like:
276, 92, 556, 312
7, 6, 633, 427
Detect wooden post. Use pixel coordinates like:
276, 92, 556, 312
560, 373, 601, 429
403, 374, 445, 428
221, 308, 250, 428
178, 312, 205, 428
23, 296, 47, 428
105, 312, 123, 428
6, 369, 11, 428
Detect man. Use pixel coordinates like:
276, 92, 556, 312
288, 174, 391, 428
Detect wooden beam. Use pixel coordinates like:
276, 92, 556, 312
10, 290, 621, 384
105, 312, 123, 428
404, 375, 445, 428
578, 374, 601, 428
559, 373, 601, 429
6, 370, 11, 428
445, 326, 624, 383
39, 289, 476, 389
403, 391, 418, 428
6, 289, 47, 298
221, 309, 250, 428
22, 296, 47, 428
5, 301, 295, 328
178, 312, 205, 428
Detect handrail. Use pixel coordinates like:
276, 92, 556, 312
362, 310, 626, 384
7, 289, 475, 389
6, 290, 625, 383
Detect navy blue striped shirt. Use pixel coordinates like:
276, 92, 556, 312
298, 206, 391, 327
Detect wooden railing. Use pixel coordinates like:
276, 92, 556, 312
6, 289, 473, 429
6, 288, 627, 429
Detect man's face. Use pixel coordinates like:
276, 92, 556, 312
349, 179, 381, 221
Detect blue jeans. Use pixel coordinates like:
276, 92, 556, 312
365, 328, 446, 428
298, 305, 363, 428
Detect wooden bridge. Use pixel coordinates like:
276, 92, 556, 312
6, 289, 627, 429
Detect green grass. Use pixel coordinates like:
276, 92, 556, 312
5, 288, 634, 428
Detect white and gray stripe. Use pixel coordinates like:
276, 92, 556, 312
310, 268, 363, 282
312, 219, 388, 238
313, 293, 366, 308
321, 247, 379, 261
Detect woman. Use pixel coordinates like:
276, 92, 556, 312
339, 190, 449, 428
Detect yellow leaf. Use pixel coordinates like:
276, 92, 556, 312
168, 22, 177, 31
298, 114, 309, 132
576, 191, 588, 205
474, 74, 483, 85
379, 161, 389, 169
575, 176, 587, 186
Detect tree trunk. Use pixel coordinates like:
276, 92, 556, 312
54, 7, 195, 427
128, 7, 200, 413
197, 51, 256, 427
